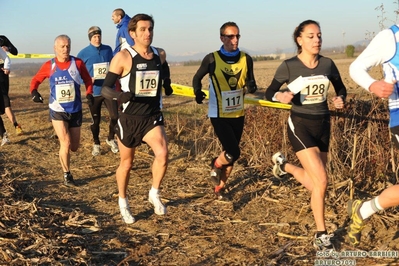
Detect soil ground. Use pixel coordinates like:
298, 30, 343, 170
1, 58, 399, 266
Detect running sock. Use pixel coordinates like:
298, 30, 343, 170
118, 196, 129, 208
13, 122, 18, 128
280, 162, 287, 172
149, 187, 159, 196
360, 196, 384, 220
316, 230, 327, 237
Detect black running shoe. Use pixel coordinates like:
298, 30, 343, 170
63, 173, 77, 187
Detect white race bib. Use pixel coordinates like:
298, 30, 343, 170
55, 83, 75, 103
221, 89, 244, 113
135, 70, 159, 97
93, 62, 109, 80
299, 75, 330, 105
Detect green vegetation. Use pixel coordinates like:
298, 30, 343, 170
345, 45, 355, 58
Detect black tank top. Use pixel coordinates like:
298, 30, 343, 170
120, 46, 162, 116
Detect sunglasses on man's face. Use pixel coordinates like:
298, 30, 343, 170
222, 34, 241, 40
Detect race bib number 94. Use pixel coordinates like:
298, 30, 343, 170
55, 83, 75, 103
135, 70, 159, 97
221, 89, 244, 113
300, 75, 330, 105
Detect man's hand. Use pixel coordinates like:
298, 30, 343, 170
2, 68, 9, 75
195, 90, 207, 104
86, 94, 94, 107
31, 89, 43, 103
117, 91, 134, 103
247, 80, 257, 94
163, 78, 173, 96
369, 80, 395, 98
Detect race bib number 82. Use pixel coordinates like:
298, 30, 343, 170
93, 62, 109, 80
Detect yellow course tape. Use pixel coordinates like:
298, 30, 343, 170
171, 83, 291, 110
9, 54, 54, 59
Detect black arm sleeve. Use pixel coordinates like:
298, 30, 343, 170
103, 71, 120, 88
265, 78, 284, 101
245, 55, 257, 92
0, 35, 18, 55
161, 61, 170, 80
331, 76, 347, 101
192, 53, 213, 94
330, 62, 347, 101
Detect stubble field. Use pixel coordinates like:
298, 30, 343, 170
1, 57, 399, 265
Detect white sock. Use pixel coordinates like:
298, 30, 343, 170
118, 196, 128, 208
360, 196, 383, 219
149, 187, 159, 196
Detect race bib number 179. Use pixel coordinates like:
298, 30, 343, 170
135, 70, 159, 97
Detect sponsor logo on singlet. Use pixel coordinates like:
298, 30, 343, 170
137, 63, 147, 70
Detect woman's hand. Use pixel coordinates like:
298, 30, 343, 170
332, 95, 345, 109
276, 91, 294, 104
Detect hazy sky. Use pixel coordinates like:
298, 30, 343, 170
2, 0, 398, 59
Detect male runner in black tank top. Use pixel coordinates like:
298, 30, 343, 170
102, 13, 172, 224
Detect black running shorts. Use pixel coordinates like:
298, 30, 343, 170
287, 114, 330, 153
3, 94, 10, 108
49, 109, 83, 128
115, 112, 164, 148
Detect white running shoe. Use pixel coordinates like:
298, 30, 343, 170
272, 151, 287, 177
313, 233, 335, 251
148, 192, 167, 215
1, 133, 10, 146
92, 144, 101, 156
106, 138, 119, 153
120, 207, 135, 224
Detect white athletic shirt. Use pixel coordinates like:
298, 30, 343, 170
349, 27, 397, 91
0, 48, 10, 70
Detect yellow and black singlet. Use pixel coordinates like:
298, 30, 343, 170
208, 51, 248, 118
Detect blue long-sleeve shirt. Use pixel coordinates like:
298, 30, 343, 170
77, 43, 113, 96
114, 14, 135, 55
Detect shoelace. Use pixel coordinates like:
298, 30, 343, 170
319, 234, 334, 245
121, 207, 133, 218
151, 194, 165, 211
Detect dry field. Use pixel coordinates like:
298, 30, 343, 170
1, 57, 398, 265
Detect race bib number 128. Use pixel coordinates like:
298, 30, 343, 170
300, 75, 330, 105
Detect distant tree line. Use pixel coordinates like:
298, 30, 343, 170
182, 55, 279, 66
252, 55, 279, 61
183, 60, 202, 66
